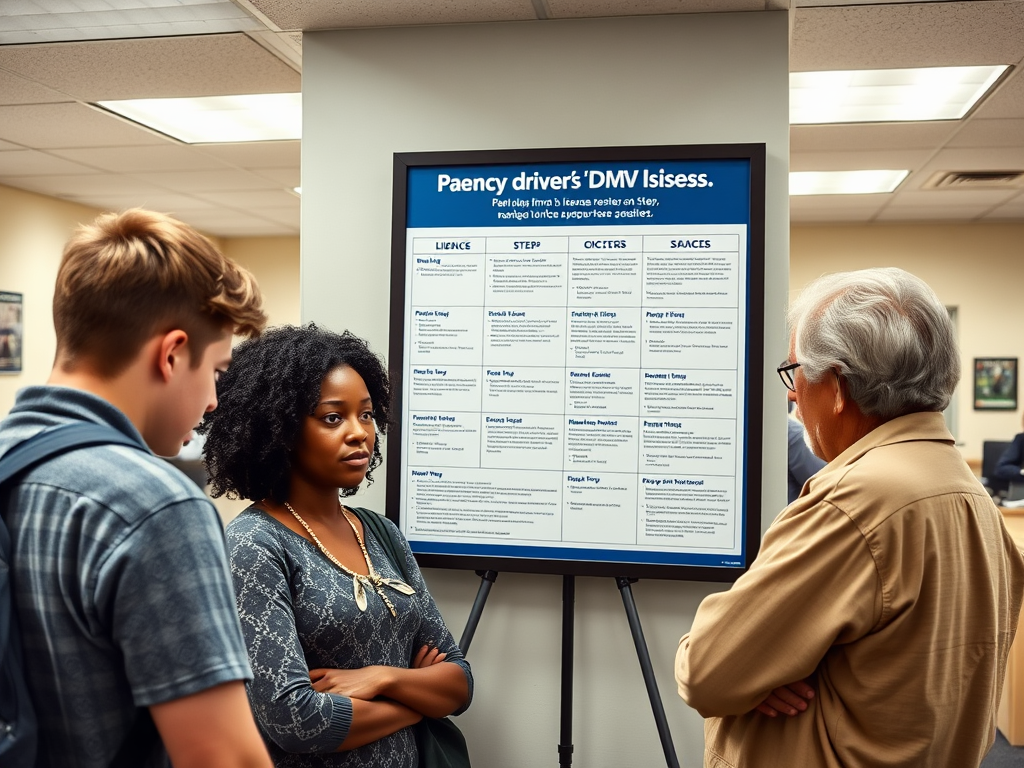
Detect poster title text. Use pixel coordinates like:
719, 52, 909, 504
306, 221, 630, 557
436, 169, 713, 194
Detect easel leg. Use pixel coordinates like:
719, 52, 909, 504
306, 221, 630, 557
615, 577, 680, 768
459, 570, 498, 655
559, 574, 575, 768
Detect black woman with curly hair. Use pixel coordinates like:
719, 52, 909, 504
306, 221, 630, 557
200, 324, 472, 768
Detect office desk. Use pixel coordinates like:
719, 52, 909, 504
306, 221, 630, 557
999, 510, 1024, 745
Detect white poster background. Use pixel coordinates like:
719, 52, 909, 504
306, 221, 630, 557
402, 224, 748, 561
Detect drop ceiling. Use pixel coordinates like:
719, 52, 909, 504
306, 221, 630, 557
0, 0, 1022, 237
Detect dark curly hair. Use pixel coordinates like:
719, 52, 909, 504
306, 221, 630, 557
199, 323, 390, 502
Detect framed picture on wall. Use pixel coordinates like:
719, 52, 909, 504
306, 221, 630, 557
974, 357, 1017, 410
0, 291, 23, 374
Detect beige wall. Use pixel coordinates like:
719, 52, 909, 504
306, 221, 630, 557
215, 235, 301, 520
222, 236, 301, 329
791, 221, 1024, 461
0, 184, 101, 415
0, 183, 300, 411
0, 183, 300, 522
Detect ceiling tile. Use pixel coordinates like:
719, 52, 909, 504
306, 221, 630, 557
250, 167, 300, 187
972, 67, 1024, 119
888, 188, 1018, 207
194, 140, 301, 169
197, 189, 299, 207
0, 173, 170, 198
243, 0, 535, 31
548, 0, 767, 17
50, 145, 234, 173
789, 192, 891, 210
0, 149, 100, 176
175, 208, 296, 237
790, 122, 959, 153
0, 68, 73, 106
0, 103, 166, 148
791, 1, 1024, 71
250, 205, 300, 228
0, 34, 299, 101
790, 207, 878, 223
63, 192, 219, 213
948, 118, 1024, 148
923, 147, 1024, 171
204, 221, 297, 236
983, 194, 1024, 219
790, 150, 932, 172
134, 168, 287, 192
875, 204, 994, 221
795, 0, 957, 5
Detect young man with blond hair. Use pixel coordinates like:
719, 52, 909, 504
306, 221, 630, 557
0, 209, 273, 768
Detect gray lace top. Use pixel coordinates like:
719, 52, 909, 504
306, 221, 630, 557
225, 506, 473, 767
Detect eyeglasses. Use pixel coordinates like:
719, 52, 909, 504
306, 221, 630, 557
777, 360, 801, 392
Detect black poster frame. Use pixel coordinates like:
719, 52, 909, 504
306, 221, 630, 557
387, 144, 765, 582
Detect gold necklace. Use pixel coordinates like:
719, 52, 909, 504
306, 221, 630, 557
283, 501, 415, 617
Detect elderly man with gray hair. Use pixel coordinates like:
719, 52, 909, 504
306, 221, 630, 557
675, 267, 1024, 767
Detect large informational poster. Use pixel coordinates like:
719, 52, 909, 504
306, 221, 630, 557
388, 146, 764, 581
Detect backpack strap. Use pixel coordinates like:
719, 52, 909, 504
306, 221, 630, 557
0, 422, 156, 768
348, 506, 412, 583
0, 423, 143, 489
0, 422, 144, 607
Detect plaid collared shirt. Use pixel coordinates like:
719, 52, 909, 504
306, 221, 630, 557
0, 386, 252, 768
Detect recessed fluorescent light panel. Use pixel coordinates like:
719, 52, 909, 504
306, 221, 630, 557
0, 0, 262, 45
96, 94, 301, 144
790, 170, 909, 196
791, 66, 1008, 124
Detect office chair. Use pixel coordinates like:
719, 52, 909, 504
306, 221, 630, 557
981, 440, 1014, 501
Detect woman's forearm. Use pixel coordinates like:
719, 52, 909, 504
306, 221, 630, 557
380, 661, 470, 718
338, 699, 422, 751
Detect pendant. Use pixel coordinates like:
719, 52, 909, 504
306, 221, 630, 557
381, 577, 416, 596
353, 574, 368, 611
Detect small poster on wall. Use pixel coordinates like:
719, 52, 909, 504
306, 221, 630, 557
974, 357, 1017, 410
0, 291, 23, 374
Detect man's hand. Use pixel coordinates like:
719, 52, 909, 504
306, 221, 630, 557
755, 679, 815, 717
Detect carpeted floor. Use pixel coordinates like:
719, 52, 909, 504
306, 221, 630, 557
983, 731, 1024, 767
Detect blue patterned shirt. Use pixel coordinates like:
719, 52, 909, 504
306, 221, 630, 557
226, 507, 473, 768
0, 386, 253, 768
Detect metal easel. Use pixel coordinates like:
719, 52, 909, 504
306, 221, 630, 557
457, 570, 680, 768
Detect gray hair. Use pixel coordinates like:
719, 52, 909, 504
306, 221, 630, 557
788, 267, 959, 420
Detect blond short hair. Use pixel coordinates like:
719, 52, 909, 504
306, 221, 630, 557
54, 209, 267, 376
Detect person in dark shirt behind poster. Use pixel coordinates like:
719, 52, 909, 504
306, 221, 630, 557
787, 411, 826, 504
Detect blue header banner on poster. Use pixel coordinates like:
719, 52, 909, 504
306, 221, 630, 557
407, 159, 751, 228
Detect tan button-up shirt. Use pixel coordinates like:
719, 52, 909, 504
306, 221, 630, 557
676, 412, 1024, 767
